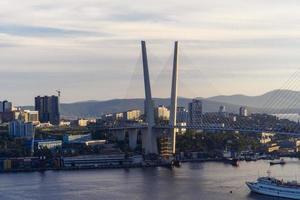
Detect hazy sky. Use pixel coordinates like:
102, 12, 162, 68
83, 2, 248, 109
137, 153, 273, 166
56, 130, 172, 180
1, 0, 300, 105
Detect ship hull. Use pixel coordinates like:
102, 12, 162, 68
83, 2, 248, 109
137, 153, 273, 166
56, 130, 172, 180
247, 182, 300, 200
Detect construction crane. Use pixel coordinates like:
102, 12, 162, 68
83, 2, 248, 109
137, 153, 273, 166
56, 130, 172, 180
56, 90, 61, 97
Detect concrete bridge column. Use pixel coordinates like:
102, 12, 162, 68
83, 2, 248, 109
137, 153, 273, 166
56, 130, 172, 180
115, 130, 126, 141
128, 129, 138, 150
141, 128, 159, 154
141, 129, 148, 152
151, 130, 158, 154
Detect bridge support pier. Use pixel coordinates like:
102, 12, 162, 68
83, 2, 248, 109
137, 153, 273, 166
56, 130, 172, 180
114, 130, 125, 141
128, 129, 138, 150
141, 129, 147, 152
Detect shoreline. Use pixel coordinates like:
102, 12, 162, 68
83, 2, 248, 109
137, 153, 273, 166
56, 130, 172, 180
0, 158, 234, 174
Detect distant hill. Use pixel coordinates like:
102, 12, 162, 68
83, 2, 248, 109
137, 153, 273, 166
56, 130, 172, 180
22, 90, 300, 119
22, 97, 246, 119
207, 89, 300, 109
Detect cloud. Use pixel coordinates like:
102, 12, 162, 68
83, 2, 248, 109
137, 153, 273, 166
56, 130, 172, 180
0, 24, 101, 37
1, 0, 300, 104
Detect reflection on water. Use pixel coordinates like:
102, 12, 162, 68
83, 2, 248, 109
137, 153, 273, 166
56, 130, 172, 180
0, 158, 300, 200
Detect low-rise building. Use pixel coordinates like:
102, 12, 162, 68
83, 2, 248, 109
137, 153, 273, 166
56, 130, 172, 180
23, 110, 39, 124
266, 143, 280, 153
78, 119, 89, 127
259, 132, 275, 144
35, 140, 62, 150
63, 154, 126, 168
63, 133, 92, 144
114, 112, 124, 121
123, 109, 141, 121
155, 105, 170, 121
8, 120, 34, 138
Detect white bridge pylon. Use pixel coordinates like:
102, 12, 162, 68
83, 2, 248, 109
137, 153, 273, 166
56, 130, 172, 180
141, 41, 179, 154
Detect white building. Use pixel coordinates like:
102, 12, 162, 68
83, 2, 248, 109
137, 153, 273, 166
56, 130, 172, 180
239, 106, 248, 117
260, 132, 275, 144
35, 140, 62, 150
123, 109, 141, 121
23, 110, 39, 124
155, 105, 170, 121
114, 112, 124, 121
78, 119, 89, 127
63, 133, 92, 144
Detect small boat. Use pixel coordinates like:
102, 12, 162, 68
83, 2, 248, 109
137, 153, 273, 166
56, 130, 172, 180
270, 158, 286, 165
223, 158, 239, 166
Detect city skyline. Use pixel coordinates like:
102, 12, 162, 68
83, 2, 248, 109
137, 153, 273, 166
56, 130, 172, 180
2, 1, 300, 105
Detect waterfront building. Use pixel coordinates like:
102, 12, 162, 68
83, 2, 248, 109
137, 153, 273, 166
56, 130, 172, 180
266, 143, 280, 153
62, 154, 126, 168
155, 105, 170, 121
35, 95, 60, 125
239, 106, 248, 117
8, 120, 34, 138
35, 140, 62, 150
84, 140, 106, 147
188, 99, 202, 126
63, 133, 92, 144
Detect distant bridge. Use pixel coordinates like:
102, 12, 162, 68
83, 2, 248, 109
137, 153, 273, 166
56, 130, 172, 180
94, 124, 300, 137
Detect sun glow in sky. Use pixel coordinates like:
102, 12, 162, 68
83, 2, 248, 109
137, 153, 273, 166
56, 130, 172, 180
1, 0, 300, 105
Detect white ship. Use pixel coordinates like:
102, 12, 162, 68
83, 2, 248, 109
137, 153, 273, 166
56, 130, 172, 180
246, 176, 300, 199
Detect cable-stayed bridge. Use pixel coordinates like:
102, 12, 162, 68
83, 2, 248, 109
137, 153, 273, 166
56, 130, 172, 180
96, 41, 300, 156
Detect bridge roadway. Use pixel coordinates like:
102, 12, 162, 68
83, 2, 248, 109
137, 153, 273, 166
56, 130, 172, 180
91, 124, 300, 137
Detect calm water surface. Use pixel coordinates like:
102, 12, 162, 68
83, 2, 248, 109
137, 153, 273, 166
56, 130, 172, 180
1, 158, 300, 200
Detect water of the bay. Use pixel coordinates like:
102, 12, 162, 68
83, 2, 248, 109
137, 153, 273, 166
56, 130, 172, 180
1, 158, 300, 200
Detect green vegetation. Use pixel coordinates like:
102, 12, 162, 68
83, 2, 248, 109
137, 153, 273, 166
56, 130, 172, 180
176, 131, 260, 153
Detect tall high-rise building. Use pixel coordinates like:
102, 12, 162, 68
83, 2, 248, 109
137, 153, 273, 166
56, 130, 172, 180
219, 105, 226, 113
188, 99, 202, 126
35, 95, 60, 125
0, 100, 12, 113
176, 106, 188, 123
239, 106, 248, 117
0, 100, 14, 122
